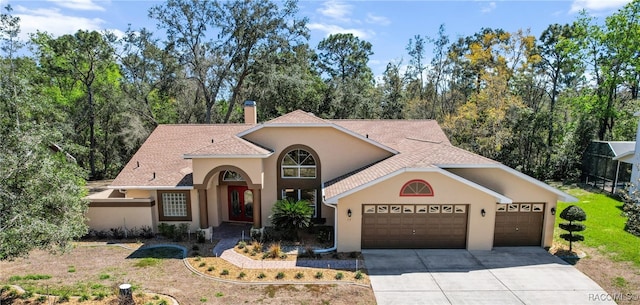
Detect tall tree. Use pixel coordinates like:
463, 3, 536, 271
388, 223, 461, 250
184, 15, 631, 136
538, 23, 582, 169
149, 0, 308, 123
380, 61, 405, 119
33, 30, 122, 179
317, 33, 375, 118
0, 7, 88, 260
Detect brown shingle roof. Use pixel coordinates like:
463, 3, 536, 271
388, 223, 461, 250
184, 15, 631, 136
323, 140, 498, 199
111, 124, 253, 188
265, 110, 329, 124
110, 111, 498, 194
185, 136, 272, 157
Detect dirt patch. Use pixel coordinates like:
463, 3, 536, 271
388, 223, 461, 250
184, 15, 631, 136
551, 244, 640, 305
0, 243, 376, 305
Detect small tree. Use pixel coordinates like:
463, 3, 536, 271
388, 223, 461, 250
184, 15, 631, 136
269, 198, 313, 240
559, 205, 587, 252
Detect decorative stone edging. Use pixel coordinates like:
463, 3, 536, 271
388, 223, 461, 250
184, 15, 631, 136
182, 258, 370, 288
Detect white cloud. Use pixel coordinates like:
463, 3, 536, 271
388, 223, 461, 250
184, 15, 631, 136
481, 2, 496, 13
14, 6, 105, 40
366, 13, 390, 26
47, 0, 106, 11
570, 0, 632, 13
308, 23, 372, 40
317, 0, 353, 22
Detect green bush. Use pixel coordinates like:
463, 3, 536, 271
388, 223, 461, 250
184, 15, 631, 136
623, 201, 640, 237
270, 198, 313, 240
559, 205, 587, 252
335, 272, 344, 280
354, 270, 363, 280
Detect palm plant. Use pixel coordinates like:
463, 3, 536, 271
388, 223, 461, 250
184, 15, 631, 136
269, 198, 313, 240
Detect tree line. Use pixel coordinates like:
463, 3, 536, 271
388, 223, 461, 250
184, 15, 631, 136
2, 0, 640, 183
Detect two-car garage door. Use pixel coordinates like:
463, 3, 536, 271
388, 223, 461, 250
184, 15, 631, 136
361, 204, 468, 249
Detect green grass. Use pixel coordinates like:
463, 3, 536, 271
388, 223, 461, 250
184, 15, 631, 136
134, 258, 161, 268
555, 186, 640, 266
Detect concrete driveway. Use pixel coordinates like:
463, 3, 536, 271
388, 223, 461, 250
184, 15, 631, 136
363, 247, 616, 305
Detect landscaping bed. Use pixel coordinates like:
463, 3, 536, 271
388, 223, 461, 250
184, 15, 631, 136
187, 256, 369, 284
0, 241, 375, 304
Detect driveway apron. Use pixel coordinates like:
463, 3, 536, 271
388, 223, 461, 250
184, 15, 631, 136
363, 247, 616, 305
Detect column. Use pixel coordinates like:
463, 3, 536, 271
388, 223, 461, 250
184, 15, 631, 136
198, 189, 208, 228
252, 188, 261, 228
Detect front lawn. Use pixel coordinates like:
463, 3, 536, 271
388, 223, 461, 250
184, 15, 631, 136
554, 185, 640, 266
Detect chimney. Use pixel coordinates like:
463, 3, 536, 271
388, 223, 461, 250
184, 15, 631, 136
243, 100, 257, 125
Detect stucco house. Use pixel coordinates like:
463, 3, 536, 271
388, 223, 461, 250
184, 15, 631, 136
87, 101, 576, 252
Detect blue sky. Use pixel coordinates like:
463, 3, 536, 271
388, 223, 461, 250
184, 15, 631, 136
2, 0, 633, 75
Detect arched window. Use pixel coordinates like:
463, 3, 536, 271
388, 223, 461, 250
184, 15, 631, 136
281, 149, 316, 178
277, 145, 321, 221
400, 179, 434, 197
222, 170, 245, 181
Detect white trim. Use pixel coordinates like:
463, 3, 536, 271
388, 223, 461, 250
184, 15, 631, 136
612, 150, 634, 161
183, 152, 273, 159
436, 163, 578, 202
108, 186, 194, 190
237, 124, 399, 155
323, 167, 512, 204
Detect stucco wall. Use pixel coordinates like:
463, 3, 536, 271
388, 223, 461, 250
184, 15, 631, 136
151, 189, 202, 231
86, 206, 155, 231
243, 126, 391, 225
446, 168, 559, 248
192, 158, 263, 187
335, 171, 497, 252
125, 189, 150, 198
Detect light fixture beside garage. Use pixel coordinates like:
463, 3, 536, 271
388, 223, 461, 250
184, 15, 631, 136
347, 208, 352, 217
481, 209, 486, 217
551, 207, 556, 215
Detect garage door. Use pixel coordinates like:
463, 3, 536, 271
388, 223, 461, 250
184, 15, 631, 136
494, 203, 544, 246
361, 204, 468, 249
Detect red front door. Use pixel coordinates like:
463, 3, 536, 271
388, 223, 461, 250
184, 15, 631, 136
228, 186, 253, 222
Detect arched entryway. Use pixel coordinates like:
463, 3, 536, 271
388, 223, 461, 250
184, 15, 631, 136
195, 165, 262, 229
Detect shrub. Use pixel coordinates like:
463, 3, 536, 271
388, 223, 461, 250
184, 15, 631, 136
198, 262, 206, 267
295, 272, 304, 279
623, 201, 640, 237
238, 272, 246, 279
559, 205, 587, 252
220, 269, 229, 276
314, 271, 323, 279
257, 272, 266, 279
238, 240, 247, 249
207, 266, 215, 272
196, 230, 206, 243
354, 270, 363, 280
175, 223, 190, 241
270, 198, 313, 240
251, 241, 263, 253
79, 294, 89, 302
192, 245, 200, 251
335, 272, 344, 280
275, 272, 285, 279
110, 227, 126, 239
140, 225, 155, 239
158, 223, 176, 239
267, 242, 282, 259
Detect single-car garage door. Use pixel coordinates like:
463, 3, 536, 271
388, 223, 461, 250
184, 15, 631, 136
361, 204, 468, 249
494, 203, 544, 246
